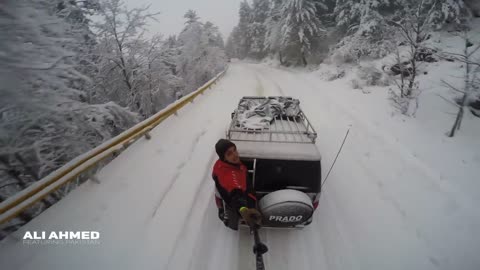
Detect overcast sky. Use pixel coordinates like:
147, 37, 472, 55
124, 0, 243, 40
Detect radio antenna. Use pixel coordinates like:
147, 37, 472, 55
321, 128, 350, 190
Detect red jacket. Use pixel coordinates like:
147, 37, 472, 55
212, 159, 256, 211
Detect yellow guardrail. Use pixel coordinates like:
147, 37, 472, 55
0, 68, 228, 225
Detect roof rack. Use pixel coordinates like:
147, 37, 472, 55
227, 96, 317, 144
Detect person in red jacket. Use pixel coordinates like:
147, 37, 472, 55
212, 139, 262, 229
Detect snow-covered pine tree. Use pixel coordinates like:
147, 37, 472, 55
253, 0, 270, 23
162, 36, 181, 76
414, 0, 469, 28
249, 22, 268, 58
237, 1, 254, 59
204, 21, 225, 48
226, 26, 241, 58
157, 35, 185, 102
176, 11, 227, 93
184, 9, 200, 25
200, 21, 228, 79
332, 0, 471, 62
332, 0, 399, 62
177, 10, 206, 93
314, 0, 336, 25
248, 0, 270, 59
264, 0, 285, 62
279, 0, 326, 66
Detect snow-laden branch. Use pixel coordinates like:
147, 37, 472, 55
8, 55, 74, 70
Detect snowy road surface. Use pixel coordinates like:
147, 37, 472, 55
1, 62, 479, 270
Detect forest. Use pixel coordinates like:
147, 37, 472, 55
0, 0, 226, 235
227, 0, 479, 66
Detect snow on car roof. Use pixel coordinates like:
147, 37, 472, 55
233, 140, 321, 161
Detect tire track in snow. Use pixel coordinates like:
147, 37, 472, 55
151, 129, 208, 218
253, 66, 287, 96
164, 152, 218, 270
255, 74, 265, 96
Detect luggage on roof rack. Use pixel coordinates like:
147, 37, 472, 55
227, 96, 318, 144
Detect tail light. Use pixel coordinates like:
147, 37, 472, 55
313, 200, 319, 210
215, 196, 223, 208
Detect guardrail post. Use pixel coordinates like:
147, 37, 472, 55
123, 138, 136, 149
144, 132, 151, 140
86, 164, 101, 184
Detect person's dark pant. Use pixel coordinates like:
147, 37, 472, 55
215, 190, 241, 230
224, 204, 240, 230
218, 204, 240, 230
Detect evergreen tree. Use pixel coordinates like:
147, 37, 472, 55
184, 9, 200, 24
252, 0, 270, 22
334, 0, 398, 38
204, 21, 225, 48
237, 0, 254, 58
413, 0, 468, 27
264, 0, 285, 62
247, 0, 270, 58
332, 0, 471, 62
249, 22, 268, 58
177, 11, 226, 93
280, 0, 326, 66
226, 26, 241, 58
314, 0, 336, 26
332, 0, 400, 61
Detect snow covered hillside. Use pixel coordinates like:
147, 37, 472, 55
0, 61, 479, 270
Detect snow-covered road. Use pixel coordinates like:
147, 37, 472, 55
1, 62, 479, 270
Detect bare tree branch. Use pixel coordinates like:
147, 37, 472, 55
436, 94, 461, 108
441, 79, 466, 94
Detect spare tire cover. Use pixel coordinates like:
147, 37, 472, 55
259, 189, 313, 226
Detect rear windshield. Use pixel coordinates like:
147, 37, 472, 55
252, 159, 321, 193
